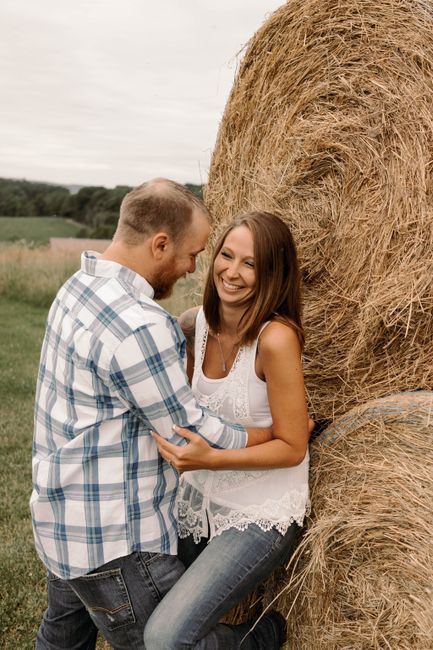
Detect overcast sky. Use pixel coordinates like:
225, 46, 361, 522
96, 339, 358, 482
0, 0, 283, 188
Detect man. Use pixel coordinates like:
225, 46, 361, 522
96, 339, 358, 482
31, 179, 278, 649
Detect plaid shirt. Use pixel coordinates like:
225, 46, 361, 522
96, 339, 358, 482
30, 252, 247, 579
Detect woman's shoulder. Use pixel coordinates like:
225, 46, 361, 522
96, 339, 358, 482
259, 319, 301, 354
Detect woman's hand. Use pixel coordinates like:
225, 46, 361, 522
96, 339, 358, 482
152, 425, 217, 473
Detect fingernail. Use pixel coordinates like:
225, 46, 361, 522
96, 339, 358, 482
172, 424, 179, 431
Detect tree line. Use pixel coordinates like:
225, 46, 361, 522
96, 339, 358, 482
0, 178, 204, 238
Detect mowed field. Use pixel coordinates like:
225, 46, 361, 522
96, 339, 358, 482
0, 297, 47, 647
0, 218, 201, 648
0, 216, 81, 244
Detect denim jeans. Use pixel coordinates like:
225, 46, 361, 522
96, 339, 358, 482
36, 551, 185, 650
143, 523, 299, 649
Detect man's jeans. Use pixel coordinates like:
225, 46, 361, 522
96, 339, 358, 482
143, 523, 299, 649
36, 551, 185, 650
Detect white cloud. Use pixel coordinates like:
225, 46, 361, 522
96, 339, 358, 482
0, 0, 283, 186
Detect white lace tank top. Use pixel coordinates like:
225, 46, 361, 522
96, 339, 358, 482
177, 308, 310, 542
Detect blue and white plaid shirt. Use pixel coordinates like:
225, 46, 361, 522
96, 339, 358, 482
31, 252, 247, 579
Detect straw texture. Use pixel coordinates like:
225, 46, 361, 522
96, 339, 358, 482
235, 392, 433, 649
278, 392, 433, 648
205, 0, 433, 420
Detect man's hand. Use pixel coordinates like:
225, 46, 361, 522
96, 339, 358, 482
152, 426, 217, 473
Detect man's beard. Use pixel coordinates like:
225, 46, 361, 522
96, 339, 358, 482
152, 265, 180, 300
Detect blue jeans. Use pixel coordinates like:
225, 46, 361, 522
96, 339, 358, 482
36, 551, 185, 650
143, 523, 299, 649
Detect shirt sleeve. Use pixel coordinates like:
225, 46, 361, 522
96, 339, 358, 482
108, 317, 248, 450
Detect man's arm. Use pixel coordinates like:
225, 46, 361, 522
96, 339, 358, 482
108, 316, 249, 450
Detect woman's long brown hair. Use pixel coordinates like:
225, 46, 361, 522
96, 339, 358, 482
203, 211, 304, 349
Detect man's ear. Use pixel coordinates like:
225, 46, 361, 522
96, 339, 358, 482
150, 232, 171, 260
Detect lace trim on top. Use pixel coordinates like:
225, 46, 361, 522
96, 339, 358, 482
177, 488, 311, 543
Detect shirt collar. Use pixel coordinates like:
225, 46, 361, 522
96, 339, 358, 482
81, 251, 155, 299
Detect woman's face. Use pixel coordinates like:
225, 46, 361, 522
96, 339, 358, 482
213, 225, 256, 306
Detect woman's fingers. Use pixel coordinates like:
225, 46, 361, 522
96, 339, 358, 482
171, 424, 197, 441
151, 433, 182, 471
151, 428, 215, 472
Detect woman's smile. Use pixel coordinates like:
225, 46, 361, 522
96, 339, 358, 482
220, 278, 245, 292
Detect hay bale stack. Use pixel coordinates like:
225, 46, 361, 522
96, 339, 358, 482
266, 392, 433, 649
205, 0, 433, 420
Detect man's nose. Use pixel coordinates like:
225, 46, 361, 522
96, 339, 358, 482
188, 258, 196, 273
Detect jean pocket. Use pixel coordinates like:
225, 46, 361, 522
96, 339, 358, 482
71, 568, 135, 631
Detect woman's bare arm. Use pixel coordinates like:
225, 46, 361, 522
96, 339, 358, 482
154, 322, 310, 471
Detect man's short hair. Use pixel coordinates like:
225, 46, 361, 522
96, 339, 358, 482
114, 178, 211, 246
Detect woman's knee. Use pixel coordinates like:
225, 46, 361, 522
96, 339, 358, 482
144, 614, 183, 650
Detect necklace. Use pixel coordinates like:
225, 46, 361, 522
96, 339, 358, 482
215, 332, 240, 372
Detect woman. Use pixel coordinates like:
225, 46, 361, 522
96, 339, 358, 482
144, 211, 310, 649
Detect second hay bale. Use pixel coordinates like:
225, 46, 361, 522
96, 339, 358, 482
270, 391, 433, 649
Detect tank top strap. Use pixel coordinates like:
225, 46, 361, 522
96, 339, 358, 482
192, 308, 208, 386
247, 320, 271, 372
259, 320, 271, 337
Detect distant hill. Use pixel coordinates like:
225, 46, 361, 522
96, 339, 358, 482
6, 178, 80, 193
65, 184, 84, 195
0, 177, 204, 239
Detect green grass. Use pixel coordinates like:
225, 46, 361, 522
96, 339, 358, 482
0, 216, 81, 244
0, 297, 48, 647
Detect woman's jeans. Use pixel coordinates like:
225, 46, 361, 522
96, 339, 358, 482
35, 551, 185, 650
143, 522, 299, 649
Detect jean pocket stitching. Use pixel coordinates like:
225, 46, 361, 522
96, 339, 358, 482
140, 552, 164, 566
88, 602, 131, 615
74, 569, 136, 631
77, 568, 123, 581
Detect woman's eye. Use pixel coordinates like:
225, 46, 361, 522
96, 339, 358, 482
245, 261, 254, 268
221, 251, 231, 259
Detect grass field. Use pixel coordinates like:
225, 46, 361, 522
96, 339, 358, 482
0, 217, 81, 244
0, 297, 50, 647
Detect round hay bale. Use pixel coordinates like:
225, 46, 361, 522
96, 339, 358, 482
205, 0, 433, 420
261, 391, 433, 649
